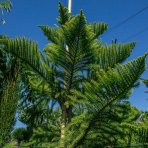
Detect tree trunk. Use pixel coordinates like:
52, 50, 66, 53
127, 133, 132, 147
17, 141, 20, 148
60, 103, 67, 148
60, 103, 72, 148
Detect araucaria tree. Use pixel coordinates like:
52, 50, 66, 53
1, 3, 148, 147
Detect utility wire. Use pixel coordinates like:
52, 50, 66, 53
123, 27, 148, 42
108, 5, 148, 32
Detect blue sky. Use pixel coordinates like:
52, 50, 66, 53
1, 0, 148, 126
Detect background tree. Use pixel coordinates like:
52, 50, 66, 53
0, 0, 12, 11
0, 35, 20, 146
0, 0, 12, 24
0, 1, 20, 146
12, 128, 29, 148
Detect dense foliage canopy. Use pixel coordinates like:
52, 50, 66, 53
0, 2, 148, 148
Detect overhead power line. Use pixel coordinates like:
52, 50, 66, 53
123, 27, 148, 42
109, 5, 148, 32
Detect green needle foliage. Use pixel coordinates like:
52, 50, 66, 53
12, 128, 29, 147
142, 79, 148, 94
0, 0, 12, 12
0, 3, 14, 145
0, 36, 20, 146
1, 3, 148, 147
0, 0, 12, 24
